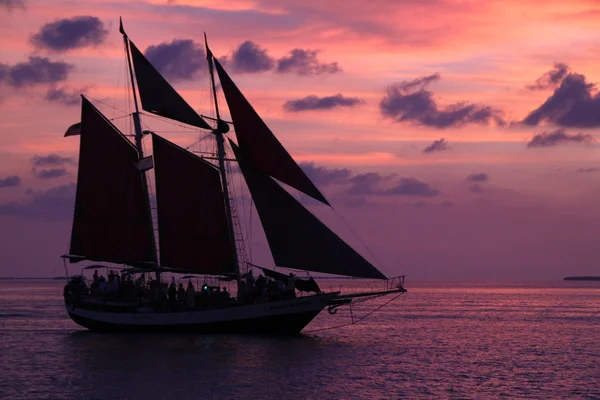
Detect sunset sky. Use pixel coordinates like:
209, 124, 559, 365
1, 0, 600, 280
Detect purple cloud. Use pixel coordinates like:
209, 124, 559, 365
45, 86, 82, 106
347, 172, 385, 195
283, 94, 363, 112
145, 39, 205, 81
0, 0, 25, 10
0, 183, 75, 219
0, 56, 71, 88
0, 175, 21, 188
522, 73, 600, 128
32, 168, 69, 180
384, 178, 440, 197
223, 41, 274, 73
469, 184, 485, 193
526, 63, 569, 90
526, 129, 595, 148
440, 200, 454, 207
276, 49, 341, 75
30, 16, 107, 52
575, 167, 600, 173
465, 172, 489, 182
423, 138, 450, 153
380, 73, 505, 128
31, 154, 75, 167
300, 162, 352, 185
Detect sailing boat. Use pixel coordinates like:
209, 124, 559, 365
61, 19, 406, 334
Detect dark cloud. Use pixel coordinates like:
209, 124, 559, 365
223, 41, 274, 73
32, 168, 69, 180
283, 94, 363, 112
526, 129, 595, 148
440, 200, 454, 207
0, 0, 25, 10
423, 138, 450, 153
145, 39, 205, 81
347, 172, 439, 197
380, 73, 505, 128
0, 56, 71, 88
0, 175, 21, 188
30, 16, 107, 52
347, 172, 385, 195
44, 86, 82, 106
276, 49, 341, 75
0, 183, 75, 219
465, 172, 489, 182
522, 73, 600, 128
526, 63, 569, 90
575, 167, 600, 173
300, 162, 352, 185
469, 184, 485, 193
31, 154, 75, 167
384, 178, 440, 197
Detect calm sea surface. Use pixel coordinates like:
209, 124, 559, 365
0, 279, 598, 399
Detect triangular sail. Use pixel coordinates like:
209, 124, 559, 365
152, 134, 234, 274
68, 96, 156, 265
213, 57, 330, 206
231, 142, 386, 280
129, 40, 211, 130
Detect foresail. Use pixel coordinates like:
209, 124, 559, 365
213, 57, 330, 206
231, 142, 387, 280
68, 96, 156, 265
152, 134, 235, 274
129, 40, 211, 130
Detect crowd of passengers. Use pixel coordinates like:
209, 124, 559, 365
65, 269, 304, 311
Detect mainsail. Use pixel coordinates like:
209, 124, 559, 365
68, 96, 156, 265
129, 40, 211, 130
152, 134, 234, 274
231, 142, 387, 280
213, 57, 330, 206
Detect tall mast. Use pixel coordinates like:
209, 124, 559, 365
204, 33, 242, 287
120, 18, 159, 279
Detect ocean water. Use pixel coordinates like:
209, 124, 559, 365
0, 279, 598, 400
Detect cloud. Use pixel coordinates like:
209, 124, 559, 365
384, 178, 440, 197
526, 129, 595, 148
0, 56, 71, 88
440, 200, 454, 207
0, 0, 25, 10
347, 172, 386, 195
469, 184, 485, 193
380, 73, 505, 128
283, 94, 363, 112
31, 154, 75, 167
44, 86, 83, 106
145, 39, 205, 81
526, 63, 569, 90
30, 16, 107, 52
300, 162, 352, 185
522, 73, 600, 128
423, 138, 450, 153
465, 172, 489, 182
0, 183, 75, 219
575, 167, 600, 173
223, 41, 274, 73
0, 175, 21, 188
32, 168, 69, 180
276, 49, 341, 75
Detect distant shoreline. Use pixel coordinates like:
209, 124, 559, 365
563, 276, 600, 281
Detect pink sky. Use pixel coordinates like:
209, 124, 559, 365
1, 0, 600, 279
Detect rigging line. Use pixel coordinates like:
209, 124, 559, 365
303, 292, 405, 334
331, 207, 391, 277
85, 95, 130, 116
139, 112, 212, 132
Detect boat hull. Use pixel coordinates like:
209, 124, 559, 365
66, 292, 338, 334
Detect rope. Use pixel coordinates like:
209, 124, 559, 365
303, 291, 405, 333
